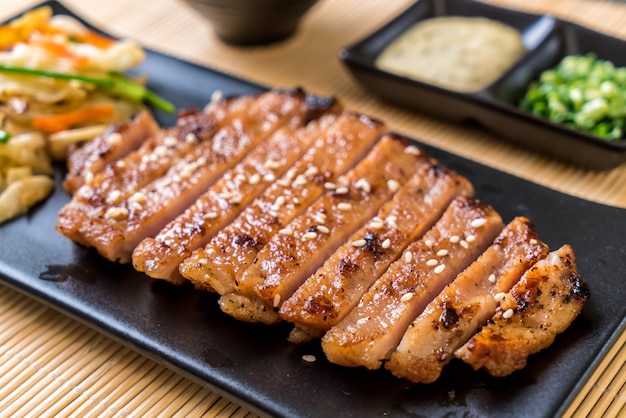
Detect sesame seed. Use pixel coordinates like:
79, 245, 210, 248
84, 172, 94, 185
130, 192, 147, 204
460, 240, 469, 249
275, 195, 286, 208
426, 259, 438, 266
105, 207, 129, 221
404, 251, 413, 263
273, 293, 281, 307
369, 220, 384, 230
292, 175, 308, 187
131, 201, 144, 212
404, 145, 421, 155
382, 238, 391, 249
264, 159, 281, 169
494, 292, 506, 302
450, 235, 460, 243
434, 264, 446, 274
114, 160, 125, 169
293, 197, 300, 205
229, 194, 242, 204
249, 173, 261, 185
530, 238, 538, 245
107, 189, 122, 204
313, 213, 327, 224
387, 179, 400, 193
502, 308, 514, 319
211, 90, 223, 103
352, 239, 367, 247
424, 239, 433, 248
185, 132, 198, 143
205, 212, 218, 220
197, 156, 207, 166
356, 317, 369, 325
334, 186, 349, 195
400, 292, 414, 303
279, 227, 293, 235
304, 166, 319, 177
470, 218, 487, 228
263, 173, 276, 182
324, 182, 337, 190
317, 225, 330, 234
180, 164, 195, 179
488, 274, 496, 283
436, 249, 449, 257
465, 234, 476, 243
302, 354, 316, 363
107, 133, 122, 146
164, 136, 177, 148
198, 258, 208, 265
355, 178, 371, 193
338, 203, 352, 211
303, 231, 318, 240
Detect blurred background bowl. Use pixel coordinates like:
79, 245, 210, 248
182, 0, 320, 45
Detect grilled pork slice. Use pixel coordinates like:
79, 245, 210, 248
56, 94, 259, 248
386, 216, 548, 383
179, 111, 388, 295
280, 162, 474, 337
57, 89, 318, 263
321, 196, 504, 370
132, 113, 341, 284
454, 245, 589, 377
231, 135, 430, 324
63, 110, 159, 194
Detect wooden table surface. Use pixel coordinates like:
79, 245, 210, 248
1, 0, 624, 416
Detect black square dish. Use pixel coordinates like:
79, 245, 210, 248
339, 0, 626, 169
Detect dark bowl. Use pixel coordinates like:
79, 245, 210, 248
183, 0, 320, 45
339, 0, 626, 169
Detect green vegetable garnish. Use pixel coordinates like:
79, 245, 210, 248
519, 53, 626, 141
0, 64, 175, 113
0, 130, 10, 143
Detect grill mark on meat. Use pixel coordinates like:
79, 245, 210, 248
232, 135, 427, 324
454, 245, 589, 377
321, 196, 503, 370
386, 216, 548, 383
131, 112, 341, 284
280, 162, 474, 338
179, 111, 388, 295
57, 90, 311, 263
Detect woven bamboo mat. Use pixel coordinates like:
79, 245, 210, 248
1, 0, 625, 416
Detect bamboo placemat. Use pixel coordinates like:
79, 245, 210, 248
1, 0, 624, 416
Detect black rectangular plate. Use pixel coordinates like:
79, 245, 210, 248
339, 0, 626, 169
1, 2, 626, 417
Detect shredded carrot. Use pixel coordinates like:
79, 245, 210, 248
34, 39, 89, 66
76, 30, 116, 49
32, 103, 116, 133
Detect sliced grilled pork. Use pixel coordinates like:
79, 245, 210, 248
57, 89, 319, 263
454, 245, 589, 377
179, 111, 388, 295
132, 112, 341, 284
321, 196, 504, 370
63, 110, 159, 194
386, 216, 548, 383
280, 162, 474, 338
229, 135, 430, 324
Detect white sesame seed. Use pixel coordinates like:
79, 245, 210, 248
180, 164, 195, 179
334, 186, 349, 195
338, 203, 352, 211
293, 197, 300, 205
426, 259, 438, 266
437, 249, 449, 257
434, 264, 446, 274
302, 354, 316, 363
304, 166, 319, 177
197, 156, 207, 166
292, 175, 308, 187
263, 173, 276, 182
303, 231, 318, 240
382, 238, 391, 249
369, 220, 384, 229
130, 192, 147, 204
324, 182, 337, 190
211, 90, 223, 103
229, 194, 242, 204
107, 189, 122, 204
355, 178, 371, 193
275, 195, 286, 208
502, 308, 514, 319
131, 201, 144, 211
471, 218, 487, 228
264, 159, 281, 169
107, 132, 122, 146
164, 136, 177, 148
400, 292, 414, 303
317, 225, 330, 234
105, 206, 129, 221
356, 317, 369, 325
249, 173, 261, 185
185, 132, 198, 143
465, 234, 476, 243
235, 173, 247, 183
313, 213, 327, 224
198, 258, 208, 265
352, 239, 367, 247
114, 160, 125, 169
273, 293, 281, 307
460, 240, 469, 249
450, 235, 460, 243
279, 227, 293, 235
205, 211, 218, 220
404, 145, 421, 155
387, 179, 400, 193
424, 239, 434, 248
488, 274, 496, 283
530, 238, 538, 245
494, 292, 506, 302
404, 251, 413, 263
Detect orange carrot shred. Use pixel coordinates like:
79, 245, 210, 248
32, 103, 116, 133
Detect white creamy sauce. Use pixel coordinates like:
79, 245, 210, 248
376, 16, 524, 92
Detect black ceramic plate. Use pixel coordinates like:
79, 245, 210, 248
339, 0, 626, 169
1, 2, 625, 417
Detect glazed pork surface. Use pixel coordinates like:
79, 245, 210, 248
454, 244, 590, 377
280, 162, 474, 337
321, 196, 504, 370
385, 216, 549, 383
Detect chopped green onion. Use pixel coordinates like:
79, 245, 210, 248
0, 130, 10, 143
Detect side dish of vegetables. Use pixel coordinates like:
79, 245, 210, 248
519, 54, 626, 142
0, 6, 173, 224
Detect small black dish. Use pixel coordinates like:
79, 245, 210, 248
339, 0, 626, 169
